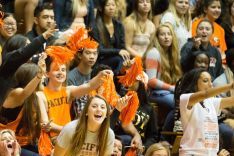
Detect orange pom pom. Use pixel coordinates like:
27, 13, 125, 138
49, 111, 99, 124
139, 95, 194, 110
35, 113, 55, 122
90, 74, 119, 107
0, 11, 4, 27
46, 46, 75, 68
119, 91, 139, 125
38, 131, 53, 156
125, 148, 137, 156
118, 57, 143, 87
67, 27, 99, 52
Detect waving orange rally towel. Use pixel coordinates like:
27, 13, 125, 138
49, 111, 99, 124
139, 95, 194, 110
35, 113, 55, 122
119, 91, 139, 126
90, 74, 119, 107
38, 131, 53, 156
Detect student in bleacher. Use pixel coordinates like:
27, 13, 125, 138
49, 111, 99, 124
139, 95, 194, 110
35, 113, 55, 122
144, 23, 181, 127
123, 0, 155, 57
92, 0, 130, 75
160, 0, 191, 50
53, 95, 115, 156
192, 0, 227, 61
0, 54, 46, 155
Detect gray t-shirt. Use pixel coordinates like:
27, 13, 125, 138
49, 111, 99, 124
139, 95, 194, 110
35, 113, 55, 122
68, 68, 91, 116
57, 120, 115, 156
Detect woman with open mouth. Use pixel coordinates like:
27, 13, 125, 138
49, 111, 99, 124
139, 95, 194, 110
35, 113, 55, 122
53, 95, 114, 156
0, 128, 21, 155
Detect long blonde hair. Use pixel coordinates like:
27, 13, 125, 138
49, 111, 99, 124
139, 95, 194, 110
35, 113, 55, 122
167, 0, 191, 31
149, 23, 181, 84
145, 142, 171, 156
65, 95, 110, 156
72, 0, 88, 17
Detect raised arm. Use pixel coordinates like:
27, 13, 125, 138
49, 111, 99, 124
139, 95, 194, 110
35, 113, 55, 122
3, 53, 47, 108
68, 70, 112, 100
188, 83, 234, 108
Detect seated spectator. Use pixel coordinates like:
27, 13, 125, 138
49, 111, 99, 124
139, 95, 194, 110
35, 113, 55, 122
0, 54, 46, 155
192, 0, 227, 61
112, 135, 124, 156
0, 27, 56, 105
0, 13, 17, 48
0, 129, 21, 156
144, 23, 181, 127
53, 95, 115, 155
26, 2, 57, 53
123, 0, 155, 57
145, 141, 171, 156
92, 0, 130, 75
160, 0, 191, 50
181, 19, 223, 80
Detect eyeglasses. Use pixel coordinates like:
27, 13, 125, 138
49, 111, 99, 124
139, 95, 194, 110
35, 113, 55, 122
3, 22, 16, 28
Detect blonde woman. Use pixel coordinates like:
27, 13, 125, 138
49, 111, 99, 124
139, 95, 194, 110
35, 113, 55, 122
54, 95, 114, 156
123, 0, 155, 57
160, 0, 191, 50
145, 142, 170, 156
144, 23, 181, 125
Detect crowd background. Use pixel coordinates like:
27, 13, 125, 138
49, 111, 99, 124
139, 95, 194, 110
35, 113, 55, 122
0, 0, 234, 156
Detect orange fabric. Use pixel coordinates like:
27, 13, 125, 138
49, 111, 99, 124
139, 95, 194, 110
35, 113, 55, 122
0, 109, 23, 132
0, 108, 31, 146
118, 57, 143, 87
90, 75, 119, 107
0, 11, 4, 27
38, 130, 53, 156
119, 91, 139, 125
46, 46, 75, 69
67, 27, 99, 52
125, 148, 137, 156
44, 87, 71, 137
192, 17, 227, 53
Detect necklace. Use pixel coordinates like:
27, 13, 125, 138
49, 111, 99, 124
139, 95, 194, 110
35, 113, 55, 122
139, 22, 146, 33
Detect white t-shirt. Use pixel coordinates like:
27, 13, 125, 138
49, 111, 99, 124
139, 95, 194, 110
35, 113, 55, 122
57, 120, 115, 156
160, 12, 191, 50
179, 93, 221, 156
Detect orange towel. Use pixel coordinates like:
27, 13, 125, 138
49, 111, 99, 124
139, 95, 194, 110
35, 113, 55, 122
119, 91, 139, 125
38, 131, 53, 156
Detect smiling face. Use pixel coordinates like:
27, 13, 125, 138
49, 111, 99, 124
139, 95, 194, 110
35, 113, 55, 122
197, 71, 212, 91
196, 21, 213, 44
0, 16, 17, 39
157, 26, 173, 49
104, 0, 116, 18
87, 97, 107, 127
204, 0, 221, 21
47, 63, 67, 84
175, 0, 189, 16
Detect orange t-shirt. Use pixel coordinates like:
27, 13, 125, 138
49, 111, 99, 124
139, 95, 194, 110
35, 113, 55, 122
192, 18, 227, 53
44, 87, 71, 137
